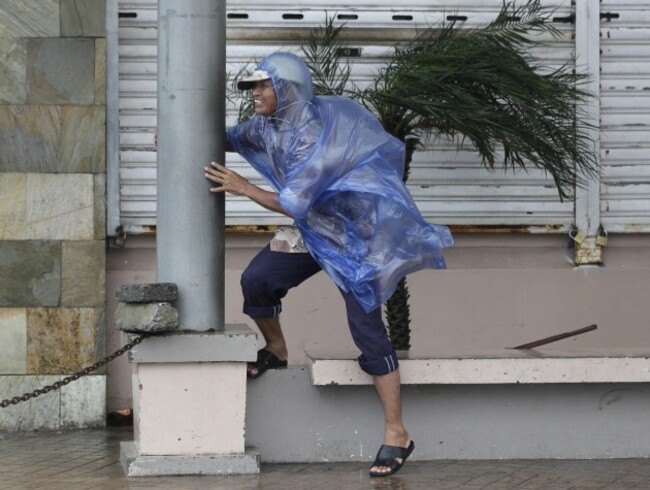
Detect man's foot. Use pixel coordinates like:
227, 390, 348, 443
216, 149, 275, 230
247, 348, 287, 379
369, 439, 414, 477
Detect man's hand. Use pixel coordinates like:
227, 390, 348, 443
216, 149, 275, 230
204, 162, 251, 196
202, 161, 290, 217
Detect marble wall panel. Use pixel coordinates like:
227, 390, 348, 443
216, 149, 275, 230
0, 0, 59, 38
60, 105, 105, 172
0, 308, 27, 374
0, 240, 61, 307
0, 105, 105, 173
0, 173, 26, 239
95, 38, 106, 104
0, 105, 60, 172
61, 0, 106, 37
26, 173, 94, 240
27, 307, 96, 374
60, 375, 105, 428
0, 38, 26, 104
62, 240, 105, 307
0, 375, 60, 431
26, 38, 94, 105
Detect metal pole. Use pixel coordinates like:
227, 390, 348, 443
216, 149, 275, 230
574, 1, 602, 265
105, 0, 120, 237
157, 0, 226, 331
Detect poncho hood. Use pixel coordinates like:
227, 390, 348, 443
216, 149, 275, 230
256, 52, 314, 121
228, 52, 453, 312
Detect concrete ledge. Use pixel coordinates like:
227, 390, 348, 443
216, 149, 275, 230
128, 324, 257, 363
308, 349, 650, 385
120, 441, 260, 476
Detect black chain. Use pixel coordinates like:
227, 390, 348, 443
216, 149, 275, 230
0, 334, 148, 409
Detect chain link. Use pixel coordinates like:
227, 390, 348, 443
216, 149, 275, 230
0, 334, 148, 409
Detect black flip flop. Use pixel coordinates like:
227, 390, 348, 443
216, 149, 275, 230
369, 440, 415, 477
248, 348, 288, 379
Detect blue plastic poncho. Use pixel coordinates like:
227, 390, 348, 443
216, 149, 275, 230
227, 52, 453, 312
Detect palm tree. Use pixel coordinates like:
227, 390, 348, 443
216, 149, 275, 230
300, 1, 596, 350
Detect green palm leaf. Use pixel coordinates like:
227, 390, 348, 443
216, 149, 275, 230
363, 0, 596, 200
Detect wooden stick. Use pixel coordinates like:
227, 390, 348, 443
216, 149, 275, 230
511, 324, 598, 350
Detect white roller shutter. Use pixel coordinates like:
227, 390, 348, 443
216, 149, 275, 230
116, 0, 575, 232
600, 1, 650, 232
117, 1, 157, 231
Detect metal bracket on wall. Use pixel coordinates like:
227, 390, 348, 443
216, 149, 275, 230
570, 226, 604, 266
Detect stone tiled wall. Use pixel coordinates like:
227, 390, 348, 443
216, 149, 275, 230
0, 0, 106, 431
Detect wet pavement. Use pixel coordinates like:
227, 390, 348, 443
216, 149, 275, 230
1, 427, 650, 489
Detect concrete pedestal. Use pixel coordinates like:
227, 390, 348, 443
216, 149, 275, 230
120, 325, 260, 476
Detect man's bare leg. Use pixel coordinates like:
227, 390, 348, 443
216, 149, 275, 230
370, 369, 411, 475
248, 316, 288, 377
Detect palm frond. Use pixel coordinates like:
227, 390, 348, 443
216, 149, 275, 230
227, 63, 256, 123
299, 13, 358, 98
478, 0, 561, 47
362, 0, 597, 200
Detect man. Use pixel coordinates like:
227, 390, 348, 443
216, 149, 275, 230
204, 52, 452, 477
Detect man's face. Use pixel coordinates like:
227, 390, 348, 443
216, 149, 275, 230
251, 80, 277, 116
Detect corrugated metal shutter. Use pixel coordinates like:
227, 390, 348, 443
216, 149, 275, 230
600, 1, 650, 232
117, 0, 575, 232
117, 0, 156, 231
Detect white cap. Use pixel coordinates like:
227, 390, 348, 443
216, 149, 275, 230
237, 69, 271, 90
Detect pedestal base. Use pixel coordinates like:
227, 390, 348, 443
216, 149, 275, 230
121, 324, 259, 476
120, 441, 260, 476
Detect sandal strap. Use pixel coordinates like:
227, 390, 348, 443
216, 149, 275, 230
250, 348, 287, 371
372, 444, 407, 468
256, 348, 274, 364
370, 441, 414, 477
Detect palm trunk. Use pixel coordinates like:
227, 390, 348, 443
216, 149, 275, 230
385, 137, 418, 351
386, 277, 411, 351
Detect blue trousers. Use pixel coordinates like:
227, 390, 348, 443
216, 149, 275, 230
241, 245, 399, 376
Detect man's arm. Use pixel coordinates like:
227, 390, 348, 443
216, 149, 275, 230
204, 161, 290, 217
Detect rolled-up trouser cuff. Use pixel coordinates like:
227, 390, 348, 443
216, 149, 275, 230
243, 303, 282, 319
358, 351, 399, 376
